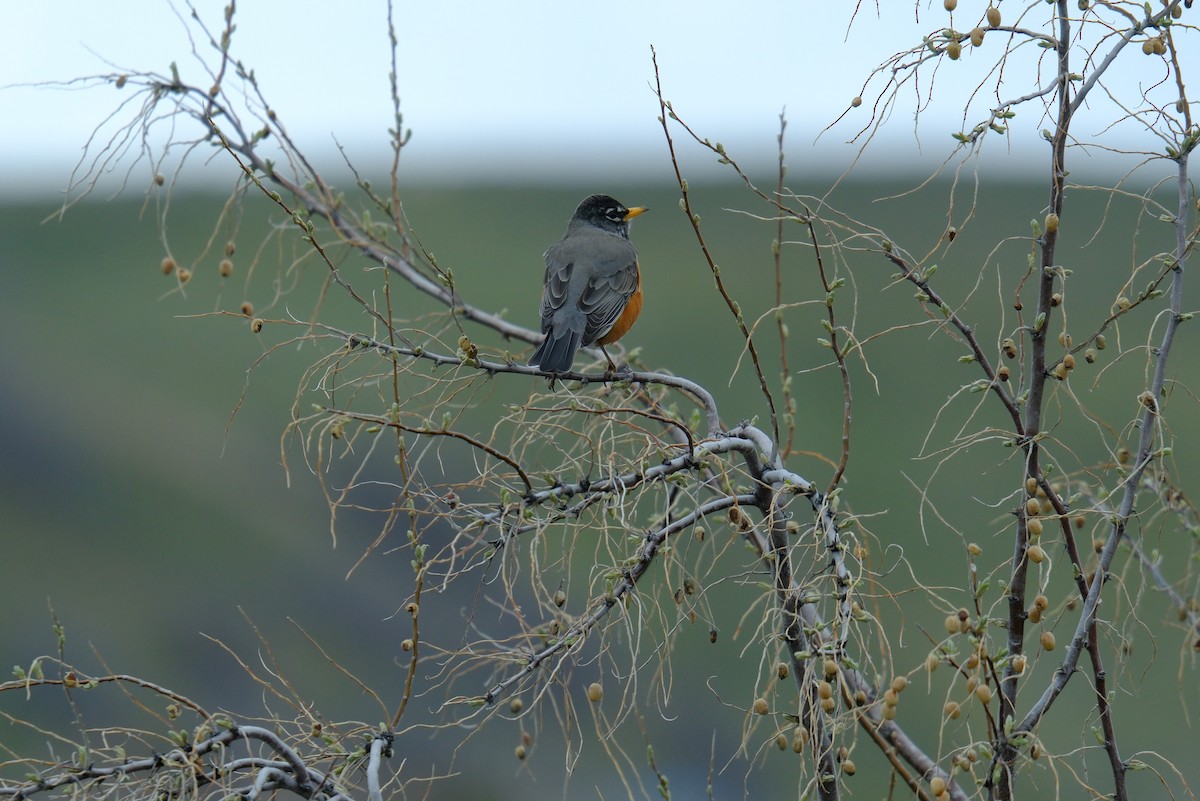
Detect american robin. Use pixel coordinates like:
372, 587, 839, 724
528, 194, 648, 374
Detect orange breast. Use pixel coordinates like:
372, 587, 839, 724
596, 269, 642, 346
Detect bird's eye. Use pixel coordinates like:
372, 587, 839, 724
607, 207, 624, 221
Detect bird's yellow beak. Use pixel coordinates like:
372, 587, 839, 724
623, 207, 648, 221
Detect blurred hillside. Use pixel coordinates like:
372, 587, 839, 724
2, 179, 1196, 798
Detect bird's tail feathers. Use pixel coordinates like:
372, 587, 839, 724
528, 330, 582, 373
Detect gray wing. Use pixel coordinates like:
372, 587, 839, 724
538, 247, 575, 333
544, 231, 638, 346
578, 254, 638, 346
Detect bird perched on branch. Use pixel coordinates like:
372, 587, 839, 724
528, 194, 648, 374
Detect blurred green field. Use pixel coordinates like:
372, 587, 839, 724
2, 178, 1197, 798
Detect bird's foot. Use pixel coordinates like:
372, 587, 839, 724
602, 362, 635, 382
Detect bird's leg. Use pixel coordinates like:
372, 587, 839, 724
600, 346, 617, 375
600, 347, 634, 380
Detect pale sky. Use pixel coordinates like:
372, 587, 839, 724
2, 2, 1191, 197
